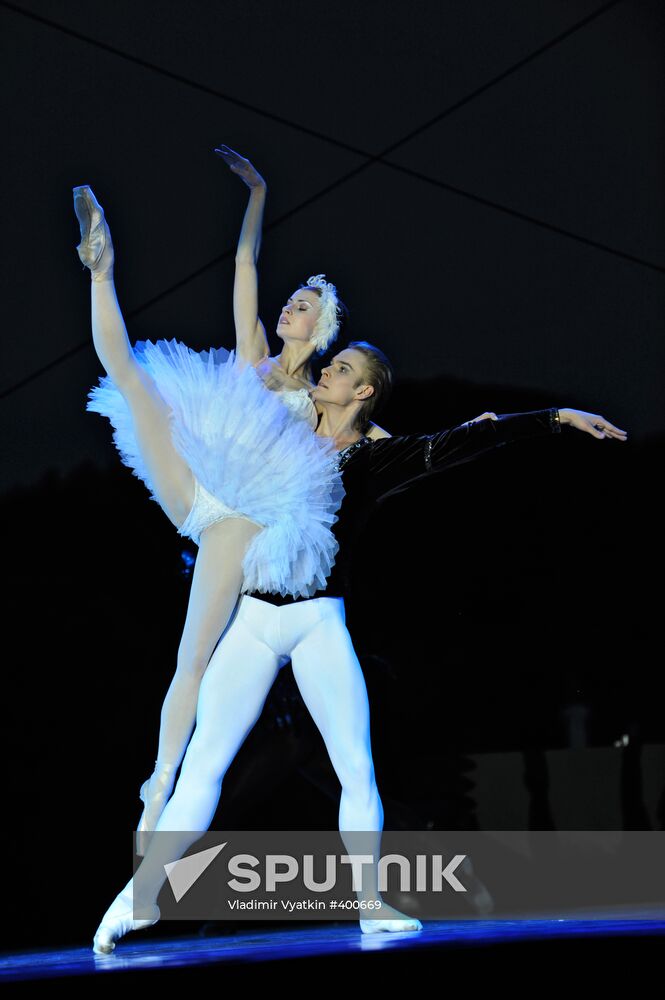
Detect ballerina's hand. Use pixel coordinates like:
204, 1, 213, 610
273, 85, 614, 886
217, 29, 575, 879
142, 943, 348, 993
213, 144, 266, 189
253, 355, 310, 392
559, 408, 628, 440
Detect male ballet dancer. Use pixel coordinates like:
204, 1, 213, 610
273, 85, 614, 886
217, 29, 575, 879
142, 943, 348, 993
93, 340, 627, 952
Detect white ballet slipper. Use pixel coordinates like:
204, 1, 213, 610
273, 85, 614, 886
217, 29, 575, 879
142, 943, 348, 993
92, 884, 160, 955
360, 916, 423, 934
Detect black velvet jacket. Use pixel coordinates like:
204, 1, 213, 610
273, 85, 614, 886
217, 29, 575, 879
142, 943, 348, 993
244, 407, 561, 606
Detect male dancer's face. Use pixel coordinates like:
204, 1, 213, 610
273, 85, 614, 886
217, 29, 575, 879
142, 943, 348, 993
312, 349, 373, 408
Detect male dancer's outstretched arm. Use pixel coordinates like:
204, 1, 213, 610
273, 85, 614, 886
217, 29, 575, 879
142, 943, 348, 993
365, 408, 626, 504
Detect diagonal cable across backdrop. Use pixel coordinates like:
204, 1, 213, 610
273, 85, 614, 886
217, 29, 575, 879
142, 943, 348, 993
3, 0, 660, 404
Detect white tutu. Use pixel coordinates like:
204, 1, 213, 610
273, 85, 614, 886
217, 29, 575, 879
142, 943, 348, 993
86, 339, 345, 599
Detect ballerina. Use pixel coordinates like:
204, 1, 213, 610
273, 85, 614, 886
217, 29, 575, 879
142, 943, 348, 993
74, 149, 389, 860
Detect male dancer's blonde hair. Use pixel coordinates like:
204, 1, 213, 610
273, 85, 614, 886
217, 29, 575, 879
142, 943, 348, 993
345, 340, 395, 433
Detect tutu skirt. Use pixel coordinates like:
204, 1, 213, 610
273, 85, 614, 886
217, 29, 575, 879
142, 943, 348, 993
86, 339, 345, 599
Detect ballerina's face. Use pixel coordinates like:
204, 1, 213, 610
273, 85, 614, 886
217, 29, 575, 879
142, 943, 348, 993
277, 289, 321, 344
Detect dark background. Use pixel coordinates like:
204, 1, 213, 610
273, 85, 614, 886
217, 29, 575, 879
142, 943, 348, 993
1, 0, 663, 950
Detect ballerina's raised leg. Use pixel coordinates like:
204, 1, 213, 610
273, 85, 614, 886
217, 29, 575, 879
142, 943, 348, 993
73, 185, 262, 853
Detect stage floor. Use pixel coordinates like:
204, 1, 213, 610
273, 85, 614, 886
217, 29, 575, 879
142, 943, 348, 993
2, 914, 664, 983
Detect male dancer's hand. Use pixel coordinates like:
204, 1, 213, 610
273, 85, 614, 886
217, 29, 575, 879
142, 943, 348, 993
559, 408, 628, 440
214, 144, 266, 189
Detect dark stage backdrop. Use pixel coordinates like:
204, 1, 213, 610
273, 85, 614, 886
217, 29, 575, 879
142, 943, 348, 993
1, 0, 663, 951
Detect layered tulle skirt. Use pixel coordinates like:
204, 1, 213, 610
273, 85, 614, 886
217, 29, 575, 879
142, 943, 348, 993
86, 339, 344, 599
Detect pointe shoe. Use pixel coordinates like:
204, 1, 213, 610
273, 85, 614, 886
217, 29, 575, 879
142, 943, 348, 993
359, 916, 423, 934
72, 184, 115, 281
136, 762, 178, 857
359, 900, 423, 934
92, 885, 160, 954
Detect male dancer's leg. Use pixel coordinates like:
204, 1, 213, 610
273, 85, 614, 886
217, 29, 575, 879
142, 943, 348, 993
128, 601, 281, 908
289, 598, 421, 931
289, 599, 381, 832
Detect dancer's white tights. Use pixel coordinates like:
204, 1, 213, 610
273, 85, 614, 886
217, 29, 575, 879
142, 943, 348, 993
129, 595, 384, 909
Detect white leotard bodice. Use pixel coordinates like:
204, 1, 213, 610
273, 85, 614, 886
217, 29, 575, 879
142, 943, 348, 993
276, 388, 319, 430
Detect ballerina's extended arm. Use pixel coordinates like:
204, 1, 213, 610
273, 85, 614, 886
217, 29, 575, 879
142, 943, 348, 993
214, 144, 271, 368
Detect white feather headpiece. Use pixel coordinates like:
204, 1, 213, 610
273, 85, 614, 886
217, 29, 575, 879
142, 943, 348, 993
303, 274, 343, 353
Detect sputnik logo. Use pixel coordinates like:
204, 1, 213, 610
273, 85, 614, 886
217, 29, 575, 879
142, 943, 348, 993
164, 842, 228, 902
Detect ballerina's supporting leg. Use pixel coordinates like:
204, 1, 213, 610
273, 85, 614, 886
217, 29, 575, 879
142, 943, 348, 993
136, 515, 262, 854
93, 609, 282, 953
